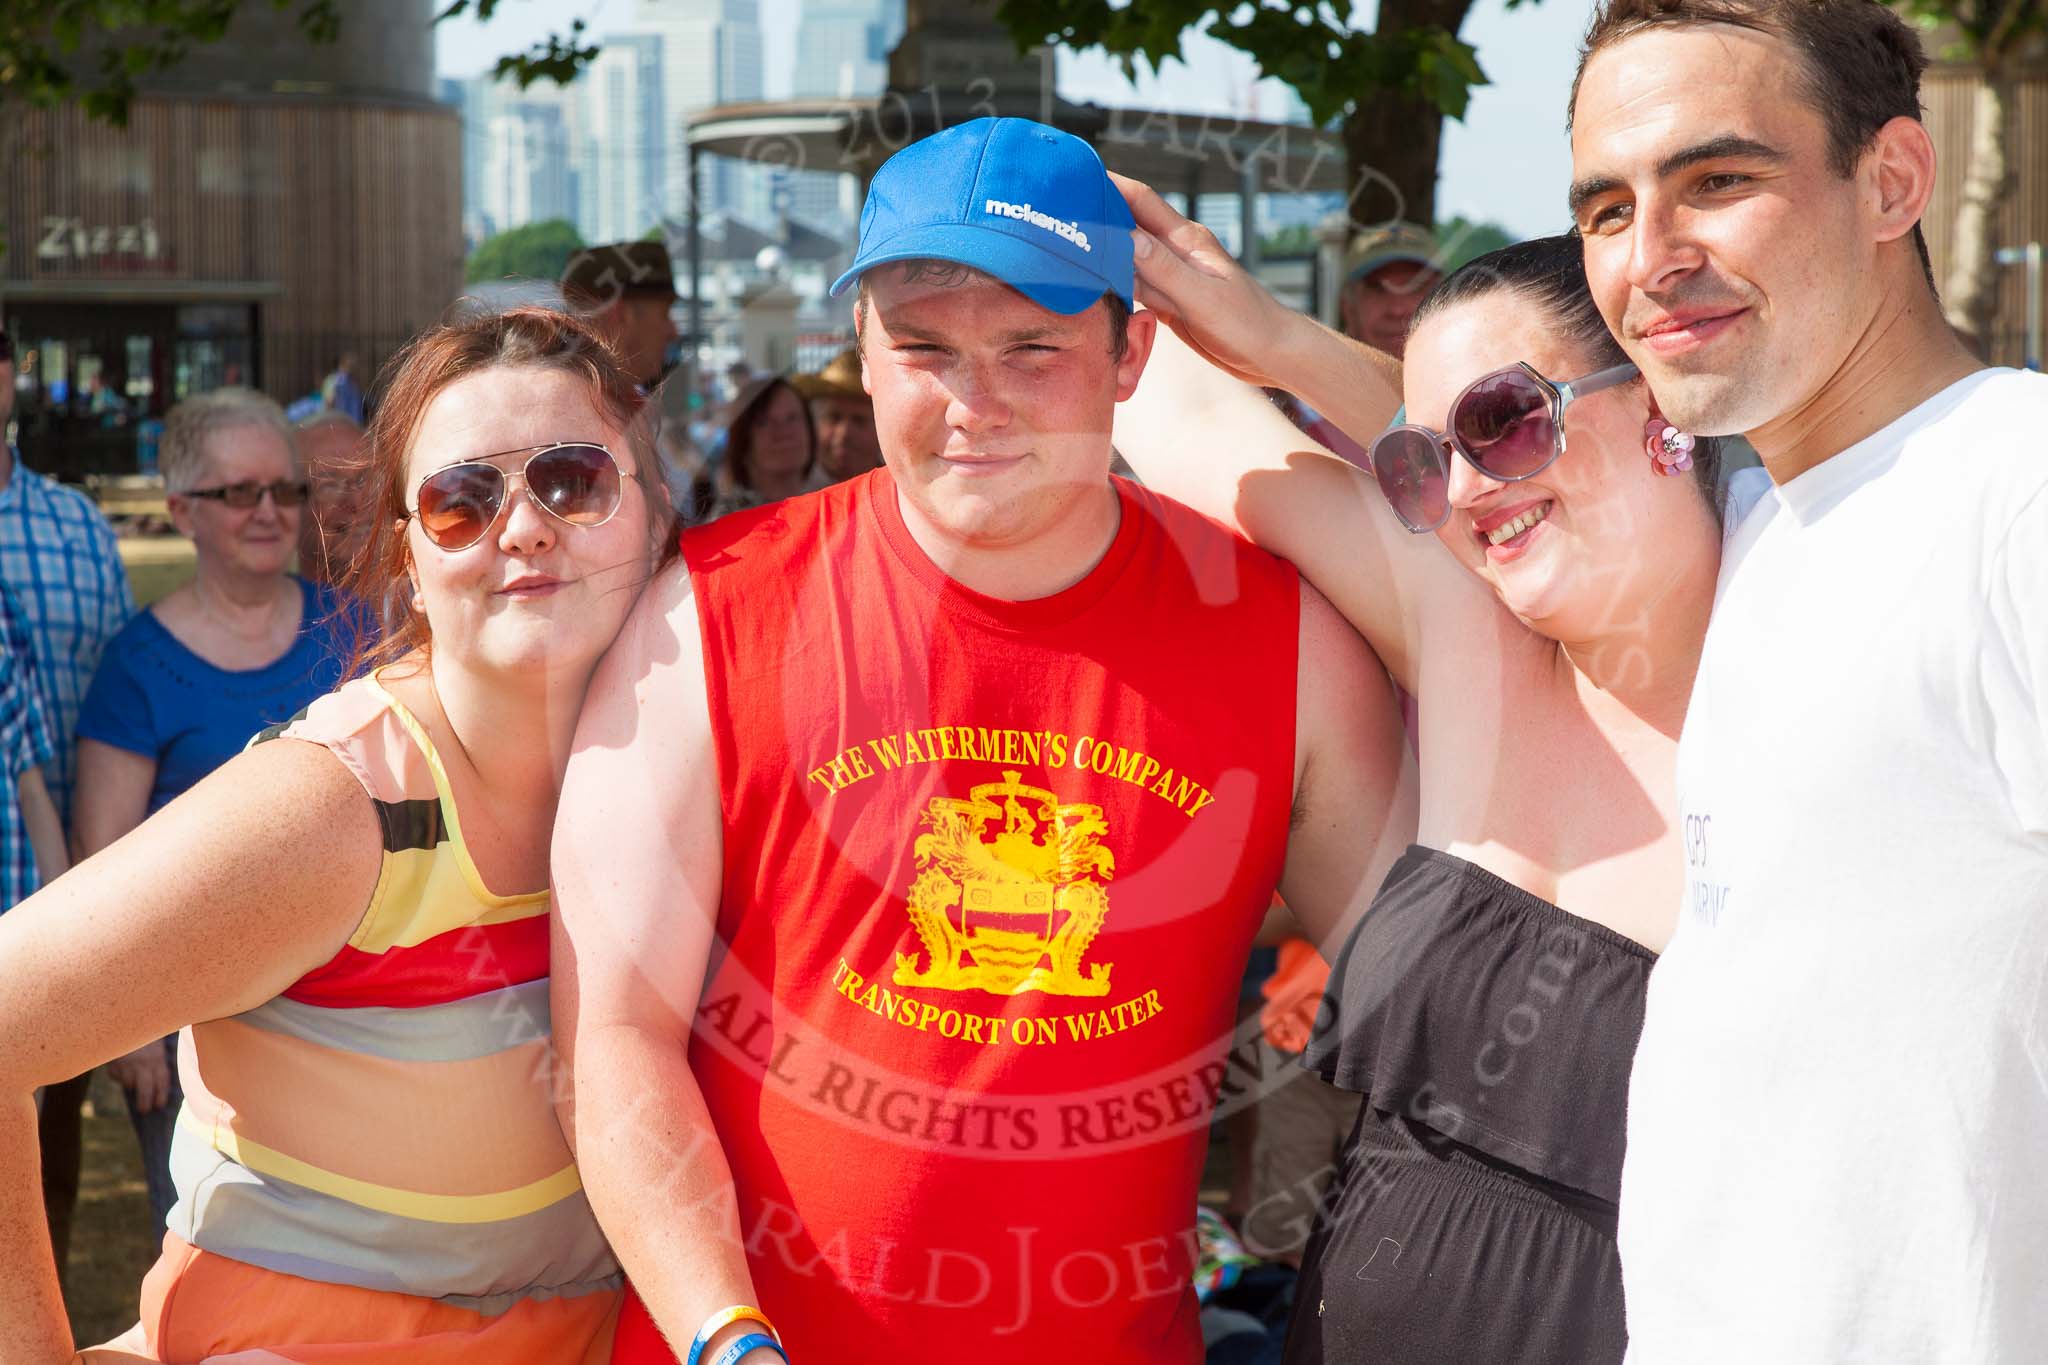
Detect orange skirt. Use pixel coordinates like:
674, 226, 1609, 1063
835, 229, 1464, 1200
95, 1233, 619, 1364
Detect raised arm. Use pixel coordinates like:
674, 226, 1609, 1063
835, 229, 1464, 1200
550, 561, 767, 1363
0, 739, 379, 1361
1112, 172, 1407, 447
1125, 320, 1477, 692
1278, 580, 1419, 957
1109, 179, 1491, 694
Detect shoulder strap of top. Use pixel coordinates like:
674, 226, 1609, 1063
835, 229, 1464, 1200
263, 673, 545, 915
360, 674, 546, 912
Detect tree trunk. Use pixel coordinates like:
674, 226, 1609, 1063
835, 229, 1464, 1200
1342, 92, 1445, 230
1339, 0, 1477, 232
1942, 64, 2015, 358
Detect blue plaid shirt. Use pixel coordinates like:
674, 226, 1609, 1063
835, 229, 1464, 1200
0, 581, 56, 909
0, 447, 134, 824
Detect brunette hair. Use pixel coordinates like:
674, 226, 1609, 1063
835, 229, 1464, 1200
1571, 0, 1932, 280
720, 375, 817, 495
341, 305, 678, 678
1410, 233, 1725, 514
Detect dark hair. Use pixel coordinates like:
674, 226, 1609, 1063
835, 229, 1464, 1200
344, 305, 678, 679
722, 375, 817, 493
1410, 232, 1724, 511
1571, 0, 1932, 282
854, 263, 1131, 362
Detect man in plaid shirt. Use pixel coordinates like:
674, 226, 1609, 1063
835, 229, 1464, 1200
0, 325, 132, 1280
0, 580, 63, 909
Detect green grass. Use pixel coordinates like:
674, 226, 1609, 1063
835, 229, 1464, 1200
116, 541, 196, 610
62, 1072, 159, 1348
123, 560, 194, 610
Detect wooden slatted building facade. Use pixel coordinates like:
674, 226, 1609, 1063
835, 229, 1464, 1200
0, 0, 460, 480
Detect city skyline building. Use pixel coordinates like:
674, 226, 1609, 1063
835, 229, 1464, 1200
628, 0, 766, 232
480, 100, 574, 234
458, 0, 1416, 256
448, 75, 586, 243
581, 32, 667, 243
790, 0, 903, 98
447, 73, 506, 239
784, 0, 904, 232
445, 1, 907, 248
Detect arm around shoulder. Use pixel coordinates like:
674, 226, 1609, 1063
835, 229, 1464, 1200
1113, 170, 1403, 437
551, 559, 766, 1356
1117, 325, 1472, 692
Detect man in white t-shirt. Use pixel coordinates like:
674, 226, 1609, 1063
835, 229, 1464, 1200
1568, 1, 2048, 1359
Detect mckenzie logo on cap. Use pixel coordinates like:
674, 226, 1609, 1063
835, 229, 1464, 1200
983, 198, 1092, 254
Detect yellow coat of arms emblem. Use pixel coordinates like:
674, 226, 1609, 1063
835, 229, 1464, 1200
894, 770, 1116, 997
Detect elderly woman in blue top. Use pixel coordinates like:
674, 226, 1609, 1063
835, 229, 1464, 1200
73, 386, 356, 1249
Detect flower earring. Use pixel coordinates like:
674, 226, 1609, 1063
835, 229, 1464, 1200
1645, 418, 1695, 477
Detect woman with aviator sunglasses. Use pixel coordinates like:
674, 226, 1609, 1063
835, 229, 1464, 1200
1111, 188, 1759, 1364
0, 308, 677, 1363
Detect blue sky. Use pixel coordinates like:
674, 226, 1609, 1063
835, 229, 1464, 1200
434, 0, 1594, 239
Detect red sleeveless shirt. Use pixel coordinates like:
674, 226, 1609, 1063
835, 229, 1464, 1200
615, 469, 1298, 1364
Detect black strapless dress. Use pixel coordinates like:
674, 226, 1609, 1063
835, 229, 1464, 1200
1283, 846, 1656, 1365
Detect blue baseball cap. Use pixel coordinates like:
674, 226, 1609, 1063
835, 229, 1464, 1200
829, 117, 1135, 316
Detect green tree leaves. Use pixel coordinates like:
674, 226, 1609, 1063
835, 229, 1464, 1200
464, 218, 587, 284
0, 1, 340, 125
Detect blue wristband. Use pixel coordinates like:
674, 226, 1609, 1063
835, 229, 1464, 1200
710, 1332, 786, 1365
685, 1308, 781, 1365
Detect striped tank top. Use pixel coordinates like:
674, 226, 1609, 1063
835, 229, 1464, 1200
163, 673, 618, 1318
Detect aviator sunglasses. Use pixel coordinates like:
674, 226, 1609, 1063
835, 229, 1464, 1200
405, 441, 631, 551
1368, 360, 1639, 533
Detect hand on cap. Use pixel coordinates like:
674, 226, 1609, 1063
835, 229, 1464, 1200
1111, 171, 1304, 392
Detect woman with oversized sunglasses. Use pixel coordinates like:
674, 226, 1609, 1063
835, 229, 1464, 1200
1112, 179, 1762, 1365
0, 308, 681, 1363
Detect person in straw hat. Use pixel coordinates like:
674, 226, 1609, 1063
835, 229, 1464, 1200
791, 347, 881, 483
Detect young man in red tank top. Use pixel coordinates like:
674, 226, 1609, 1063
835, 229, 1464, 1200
552, 117, 1417, 1365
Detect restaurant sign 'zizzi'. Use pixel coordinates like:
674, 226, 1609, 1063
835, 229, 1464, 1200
37, 217, 164, 262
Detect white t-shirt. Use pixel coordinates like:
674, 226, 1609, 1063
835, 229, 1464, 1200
1622, 369, 2048, 1364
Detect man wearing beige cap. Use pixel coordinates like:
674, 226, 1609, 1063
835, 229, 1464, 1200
790, 347, 881, 483
560, 240, 681, 389
1337, 222, 1442, 360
